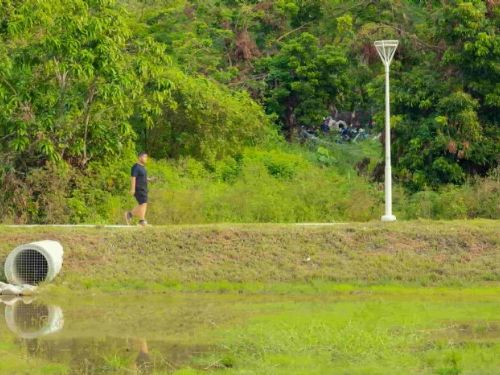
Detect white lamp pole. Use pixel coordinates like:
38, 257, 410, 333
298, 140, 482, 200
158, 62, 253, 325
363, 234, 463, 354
374, 40, 398, 222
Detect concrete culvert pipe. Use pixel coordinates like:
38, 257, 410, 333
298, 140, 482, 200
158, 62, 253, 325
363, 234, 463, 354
4, 241, 63, 285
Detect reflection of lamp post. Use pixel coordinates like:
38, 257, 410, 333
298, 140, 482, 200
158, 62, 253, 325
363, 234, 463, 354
374, 40, 398, 222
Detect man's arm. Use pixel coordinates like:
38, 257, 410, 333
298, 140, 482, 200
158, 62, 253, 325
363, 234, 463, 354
130, 177, 136, 195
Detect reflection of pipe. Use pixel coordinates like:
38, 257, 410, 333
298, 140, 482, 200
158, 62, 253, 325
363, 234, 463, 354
4, 241, 64, 285
2, 298, 64, 339
0, 296, 35, 306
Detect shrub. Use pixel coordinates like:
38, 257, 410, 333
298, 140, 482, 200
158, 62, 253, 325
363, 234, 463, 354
145, 148, 382, 224
462, 177, 500, 219
0, 163, 73, 224
396, 177, 499, 220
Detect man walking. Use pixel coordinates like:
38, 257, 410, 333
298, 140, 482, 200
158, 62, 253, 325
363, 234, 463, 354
125, 152, 149, 226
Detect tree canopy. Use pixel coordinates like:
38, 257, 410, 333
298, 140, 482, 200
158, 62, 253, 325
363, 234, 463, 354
128, 0, 498, 188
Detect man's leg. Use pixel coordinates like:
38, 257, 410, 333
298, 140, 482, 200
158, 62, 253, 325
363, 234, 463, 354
131, 203, 147, 220
125, 204, 141, 225
126, 192, 148, 225
137, 203, 147, 222
124, 209, 133, 225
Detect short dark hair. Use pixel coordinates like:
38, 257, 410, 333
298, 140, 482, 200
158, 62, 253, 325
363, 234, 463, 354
138, 151, 148, 157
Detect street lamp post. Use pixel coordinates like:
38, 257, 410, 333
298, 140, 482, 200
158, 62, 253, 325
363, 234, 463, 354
374, 40, 398, 222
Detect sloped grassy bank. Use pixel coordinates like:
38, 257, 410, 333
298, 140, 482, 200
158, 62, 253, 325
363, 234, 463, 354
0, 220, 498, 292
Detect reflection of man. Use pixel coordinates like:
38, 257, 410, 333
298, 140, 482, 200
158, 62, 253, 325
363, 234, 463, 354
24, 338, 40, 357
130, 338, 153, 374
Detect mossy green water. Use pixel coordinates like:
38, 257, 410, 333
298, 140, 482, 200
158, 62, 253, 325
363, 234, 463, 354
0, 288, 498, 375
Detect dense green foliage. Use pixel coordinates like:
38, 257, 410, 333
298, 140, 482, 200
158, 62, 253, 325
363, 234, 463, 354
0, 0, 272, 167
0, 0, 498, 223
258, 32, 349, 137
131, 0, 499, 187
139, 67, 272, 162
391, 1, 500, 189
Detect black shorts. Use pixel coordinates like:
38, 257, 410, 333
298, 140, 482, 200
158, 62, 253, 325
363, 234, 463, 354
134, 191, 148, 205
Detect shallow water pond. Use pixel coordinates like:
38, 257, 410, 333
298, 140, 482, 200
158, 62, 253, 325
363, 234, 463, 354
0, 289, 499, 375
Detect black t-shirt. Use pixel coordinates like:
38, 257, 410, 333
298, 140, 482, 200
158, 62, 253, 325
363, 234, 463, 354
131, 163, 148, 193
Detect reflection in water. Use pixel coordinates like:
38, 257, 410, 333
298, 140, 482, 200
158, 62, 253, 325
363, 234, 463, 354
0, 296, 215, 374
135, 339, 153, 373
132, 338, 153, 374
1, 297, 64, 339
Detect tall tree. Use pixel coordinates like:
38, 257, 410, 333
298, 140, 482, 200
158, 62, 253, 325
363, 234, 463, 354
0, 0, 139, 169
258, 32, 349, 138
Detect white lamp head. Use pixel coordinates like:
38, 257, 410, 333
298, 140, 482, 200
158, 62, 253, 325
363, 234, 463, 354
374, 40, 399, 67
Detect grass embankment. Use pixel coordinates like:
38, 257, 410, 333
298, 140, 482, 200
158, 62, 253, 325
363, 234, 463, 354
0, 220, 498, 292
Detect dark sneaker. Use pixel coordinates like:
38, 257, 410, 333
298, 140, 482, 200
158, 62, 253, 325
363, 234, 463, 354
124, 211, 132, 225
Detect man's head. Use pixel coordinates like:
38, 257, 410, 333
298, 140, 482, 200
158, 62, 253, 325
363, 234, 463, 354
138, 151, 148, 164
